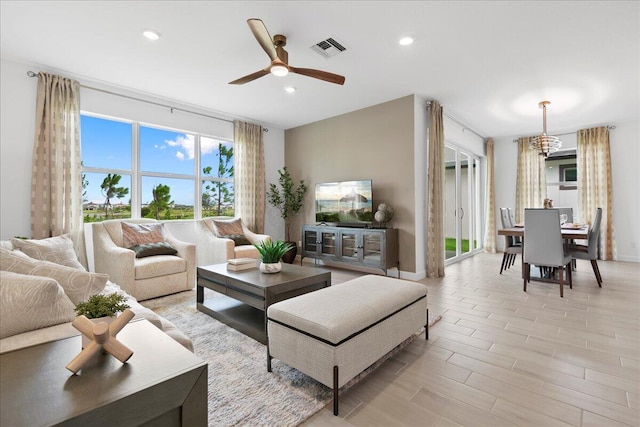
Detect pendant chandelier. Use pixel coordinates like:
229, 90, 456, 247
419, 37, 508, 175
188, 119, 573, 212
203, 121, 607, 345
529, 101, 561, 157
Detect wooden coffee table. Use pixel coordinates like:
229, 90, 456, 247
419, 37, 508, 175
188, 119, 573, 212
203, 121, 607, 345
0, 320, 207, 427
196, 263, 331, 344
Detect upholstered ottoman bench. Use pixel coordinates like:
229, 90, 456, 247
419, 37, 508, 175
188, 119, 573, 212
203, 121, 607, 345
266, 274, 428, 415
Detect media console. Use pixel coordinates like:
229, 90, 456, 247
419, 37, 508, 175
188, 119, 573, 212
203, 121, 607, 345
301, 225, 399, 276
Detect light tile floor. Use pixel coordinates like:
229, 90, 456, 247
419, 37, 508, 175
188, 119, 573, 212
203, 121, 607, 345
301, 253, 640, 427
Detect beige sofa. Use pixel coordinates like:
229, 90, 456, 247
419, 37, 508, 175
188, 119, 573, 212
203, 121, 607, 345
92, 219, 195, 301
195, 217, 270, 266
0, 238, 193, 354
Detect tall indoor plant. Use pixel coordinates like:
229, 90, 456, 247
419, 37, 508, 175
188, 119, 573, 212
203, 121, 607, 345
266, 167, 307, 263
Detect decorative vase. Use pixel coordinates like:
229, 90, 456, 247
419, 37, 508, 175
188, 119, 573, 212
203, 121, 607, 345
81, 316, 115, 348
259, 261, 282, 273
281, 242, 298, 264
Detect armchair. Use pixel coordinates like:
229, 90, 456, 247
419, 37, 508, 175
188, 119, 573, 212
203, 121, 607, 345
92, 219, 195, 301
196, 217, 271, 266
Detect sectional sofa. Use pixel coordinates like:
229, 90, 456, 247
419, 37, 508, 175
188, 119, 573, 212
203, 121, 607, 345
0, 235, 193, 354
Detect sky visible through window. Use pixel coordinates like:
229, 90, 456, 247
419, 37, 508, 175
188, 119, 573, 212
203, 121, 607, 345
81, 115, 232, 207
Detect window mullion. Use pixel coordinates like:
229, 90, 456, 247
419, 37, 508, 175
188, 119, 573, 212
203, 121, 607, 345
132, 122, 140, 218
194, 134, 202, 219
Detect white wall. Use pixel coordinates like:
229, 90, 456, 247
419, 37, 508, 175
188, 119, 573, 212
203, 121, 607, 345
0, 60, 36, 240
0, 58, 285, 243
494, 121, 640, 262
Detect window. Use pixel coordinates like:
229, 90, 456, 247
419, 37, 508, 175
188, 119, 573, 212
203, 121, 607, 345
81, 114, 234, 222
545, 150, 577, 216
559, 164, 577, 190
201, 137, 234, 217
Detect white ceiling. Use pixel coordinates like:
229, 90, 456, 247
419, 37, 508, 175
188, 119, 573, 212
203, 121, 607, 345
1, 1, 638, 137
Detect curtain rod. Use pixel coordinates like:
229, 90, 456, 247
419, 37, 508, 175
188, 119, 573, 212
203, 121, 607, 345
26, 70, 268, 132
426, 101, 486, 140
511, 125, 616, 143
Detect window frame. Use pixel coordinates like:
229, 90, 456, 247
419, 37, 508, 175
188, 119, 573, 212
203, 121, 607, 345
80, 111, 235, 221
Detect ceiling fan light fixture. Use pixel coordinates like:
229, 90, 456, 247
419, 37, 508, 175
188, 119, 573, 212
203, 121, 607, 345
270, 65, 289, 77
529, 101, 562, 157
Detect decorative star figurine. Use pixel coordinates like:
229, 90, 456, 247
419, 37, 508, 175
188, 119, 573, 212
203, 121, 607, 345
66, 308, 135, 374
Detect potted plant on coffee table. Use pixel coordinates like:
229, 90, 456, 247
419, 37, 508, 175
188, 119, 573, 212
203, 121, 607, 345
74, 293, 130, 347
266, 167, 307, 264
255, 240, 295, 273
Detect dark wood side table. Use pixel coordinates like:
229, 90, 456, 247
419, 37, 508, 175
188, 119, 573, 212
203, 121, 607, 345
197, 262, 331, 344
0, 320, 207, 427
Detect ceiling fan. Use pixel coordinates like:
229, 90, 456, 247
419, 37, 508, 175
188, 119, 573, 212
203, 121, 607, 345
229, 18, 346, 86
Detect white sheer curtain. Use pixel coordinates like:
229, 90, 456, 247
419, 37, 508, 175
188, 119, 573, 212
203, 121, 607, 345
31, 72, 86, 267
426, 101, 445, 278
484, 138, 497, 253
577, 126, 616, 260
515, 136, 547, 223
233, 120, 265, 233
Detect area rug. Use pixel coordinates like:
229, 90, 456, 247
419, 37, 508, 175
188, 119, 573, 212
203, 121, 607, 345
142, 290, 442, 426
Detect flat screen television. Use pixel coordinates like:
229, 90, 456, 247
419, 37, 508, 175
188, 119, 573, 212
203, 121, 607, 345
315, 180, 373, 227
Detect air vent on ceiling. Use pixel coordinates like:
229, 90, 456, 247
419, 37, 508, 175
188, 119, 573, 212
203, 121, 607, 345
311, 37, 347, 58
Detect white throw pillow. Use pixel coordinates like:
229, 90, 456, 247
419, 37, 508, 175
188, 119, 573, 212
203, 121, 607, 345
0, 271, 76, 339
11, 234, 86, 271
0, 248, 108, 305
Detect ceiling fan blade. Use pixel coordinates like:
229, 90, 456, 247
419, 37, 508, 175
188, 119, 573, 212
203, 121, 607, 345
290, 67, 346, 85
247, 18, 277, 61
229, 69, 269, 85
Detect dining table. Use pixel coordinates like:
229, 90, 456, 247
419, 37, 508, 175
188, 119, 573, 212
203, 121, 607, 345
498, 223, 589, 241
497, 223, 589, 282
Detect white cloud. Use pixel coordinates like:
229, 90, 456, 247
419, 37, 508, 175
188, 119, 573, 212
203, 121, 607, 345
201, 137, 221, 155
176, 151, 185, 161
165, 134, 195, 159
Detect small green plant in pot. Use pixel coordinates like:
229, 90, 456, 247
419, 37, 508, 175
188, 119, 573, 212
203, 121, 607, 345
75, 293, 130, 319
75, 293, 130, 347
255, 240, 295, 273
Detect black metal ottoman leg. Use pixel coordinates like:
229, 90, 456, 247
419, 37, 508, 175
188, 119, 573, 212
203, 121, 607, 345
267, 345, 272, 372
333, 365, 339, 416
425, 308, 429, 340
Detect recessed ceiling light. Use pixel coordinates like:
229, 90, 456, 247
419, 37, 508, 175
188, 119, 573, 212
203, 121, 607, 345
143, 30, 161, 41
284, 86, 296, 93
399, 36, 414, 46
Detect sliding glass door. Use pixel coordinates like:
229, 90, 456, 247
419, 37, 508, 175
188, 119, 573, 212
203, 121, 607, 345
445, 144, 482, 263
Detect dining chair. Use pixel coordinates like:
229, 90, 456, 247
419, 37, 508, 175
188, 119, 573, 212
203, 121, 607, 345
523, 208, 573, 297
556, 207, 574, 224
506, 207, 522, 244
567, 207, 603, 287
499, 208, 522, 274
556, 206, 575, 267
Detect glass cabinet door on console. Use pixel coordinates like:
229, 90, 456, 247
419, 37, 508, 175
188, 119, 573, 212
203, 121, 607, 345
321, 231, 337, 256
303, 229, 319, 257
339, 231, 359, 261
362, 231, 384, 266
